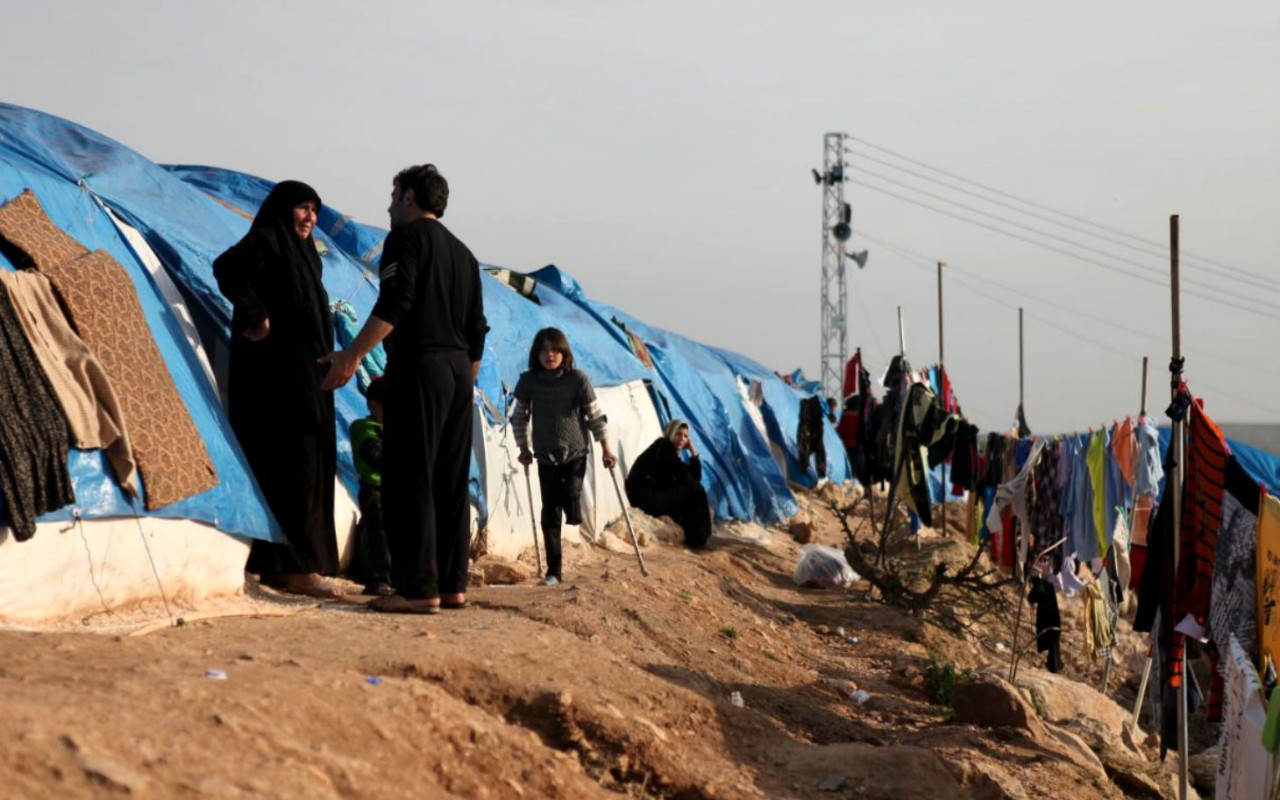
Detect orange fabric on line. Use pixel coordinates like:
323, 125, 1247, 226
1174, 401, 1229, 636
1257, 489, 1280, 668
1112, 416, 1137, 489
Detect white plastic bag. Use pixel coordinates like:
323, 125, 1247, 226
792, 544, 859, 588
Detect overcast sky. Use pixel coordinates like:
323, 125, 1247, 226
3, 1, 1277, 433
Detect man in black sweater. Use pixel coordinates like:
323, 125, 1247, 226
321, 164, 487, 613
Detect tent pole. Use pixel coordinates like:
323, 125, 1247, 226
1170, 214, 1189, 800
1015, 307, 1025, 581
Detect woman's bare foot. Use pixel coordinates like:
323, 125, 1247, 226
279, 573, 344, 599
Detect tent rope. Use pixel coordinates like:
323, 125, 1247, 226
131, 509, 175, 627
64, 511, 111, 617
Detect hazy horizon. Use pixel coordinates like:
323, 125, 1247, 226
3, 1, 1276, 433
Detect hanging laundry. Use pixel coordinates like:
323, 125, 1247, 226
0, 189, 218, 510
797, 395, 828, 478
984, 438, 1047, 569
0, 269, 136, 495
1029, 575, 1063, 673
1216, 635, 1269, 799
1014, 437, 1034, 471
1031, 438, 1065, 570
1083, 579, 1116, 661
1207, 456, 1261, 669
891, 382, 963, 528
854, 393, 883, 487
0, 189, 88, 271
1063, 434, 1100, 562
1110, 514, 1133, 599
949, 422, 980, 491
1134, 415, 1164, 497
1131, 493, 1155, 547
0, 278, 75, 540
1103, 426, 1129, 556
1258, 489, 1280, 668
1135, 471, 1176, 635
1174, 400, 1229, 642
1112, 416, 1137, 489
1086, 428, 1110, 558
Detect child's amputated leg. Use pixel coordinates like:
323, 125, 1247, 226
536, 457, 587, 584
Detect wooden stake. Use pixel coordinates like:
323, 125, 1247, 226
1140, 356, 1149, 418
1170, 214, 1189, 800
938, 261, 948, 539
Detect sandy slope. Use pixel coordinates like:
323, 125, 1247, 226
0, 492, 1182, 799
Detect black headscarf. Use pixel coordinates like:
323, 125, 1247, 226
249, 180, 331, 359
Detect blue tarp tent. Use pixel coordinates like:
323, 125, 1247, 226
1, 100, 858, 553
0, 103, 280, 542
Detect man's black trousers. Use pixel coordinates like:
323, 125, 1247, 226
383, 352, 473, 599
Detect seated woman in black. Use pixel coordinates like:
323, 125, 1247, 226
626, 419, 712, 548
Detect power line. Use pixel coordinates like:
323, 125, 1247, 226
855, 227, 1254, 371
870, 237, 1280, 417
857, 230, 1264, 374
848, 272, 889, 363
847, 171, 1278, 307
844, 153, 1278, 295
843, 134, 1274, 285
848, 177, 1275, 319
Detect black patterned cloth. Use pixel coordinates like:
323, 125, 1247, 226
1031, 438, 1065, 571
0, 278, 74, 540
1208, 456, 1261, 674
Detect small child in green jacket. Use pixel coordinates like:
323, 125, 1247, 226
350, 377, 393, 596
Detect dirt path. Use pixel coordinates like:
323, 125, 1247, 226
0, 495, 1179, 799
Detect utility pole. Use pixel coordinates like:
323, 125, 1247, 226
817, 132, 849, 400
938, 261, 948, 536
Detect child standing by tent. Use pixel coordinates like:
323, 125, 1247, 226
349, 377, 393, 596
512, 327, 617, 585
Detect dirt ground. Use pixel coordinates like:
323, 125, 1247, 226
0, 488, 1191, 799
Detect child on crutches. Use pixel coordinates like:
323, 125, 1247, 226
511, 327, 616, 585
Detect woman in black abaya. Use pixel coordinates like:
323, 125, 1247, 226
626, 419, 712, 548
214, 180, 340, 598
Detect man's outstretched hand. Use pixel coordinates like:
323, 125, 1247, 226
319, 349, 360, 391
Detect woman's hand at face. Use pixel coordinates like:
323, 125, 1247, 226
244, 317, 271, 341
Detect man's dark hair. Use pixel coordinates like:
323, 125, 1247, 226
528, 327, 575, 372
393, 164, 449, 217
366, 375, 387, 406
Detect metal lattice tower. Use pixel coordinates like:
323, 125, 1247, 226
817, 132, 849, 399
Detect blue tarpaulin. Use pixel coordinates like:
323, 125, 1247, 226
0, 103, 281, 541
